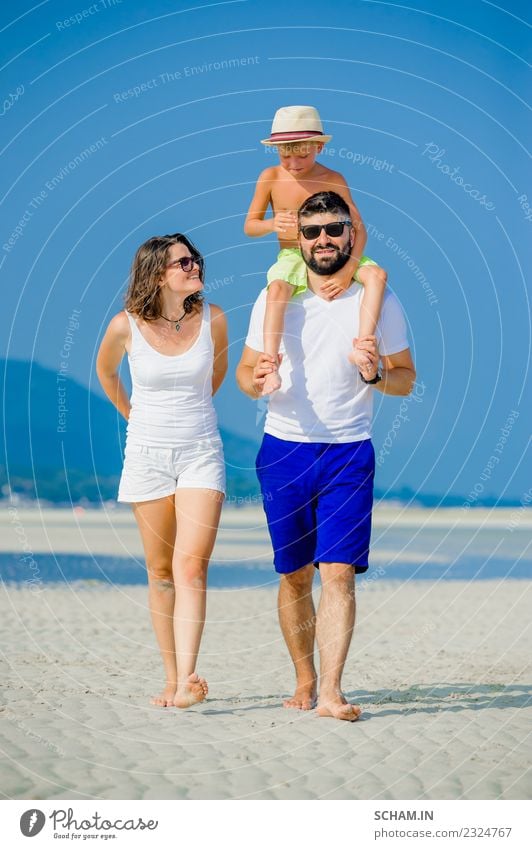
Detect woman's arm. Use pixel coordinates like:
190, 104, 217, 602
210, 304, 228, 395
96, 311, 131, 420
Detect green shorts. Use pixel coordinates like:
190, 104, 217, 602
266, 248, 378, 296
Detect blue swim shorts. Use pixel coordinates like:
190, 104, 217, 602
256, 434, 375, 574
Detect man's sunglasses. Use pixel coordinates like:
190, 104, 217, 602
166, 256, 198, 272
299, 220, 352, 240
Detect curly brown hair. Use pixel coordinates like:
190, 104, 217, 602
124, 233, 204, 321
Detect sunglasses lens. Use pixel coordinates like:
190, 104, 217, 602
180, 257, 194, 271
301, 226, 320, 239
325, 223, 344, 237
300, 222, 348, 239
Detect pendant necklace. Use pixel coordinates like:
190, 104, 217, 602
159, 309, 187, 333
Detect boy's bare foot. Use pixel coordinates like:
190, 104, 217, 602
283, 682, 317, 711
173, 673, 208, 708
317, 693, 362, 721
150, 683, 177, 707
262, 369, 282, 396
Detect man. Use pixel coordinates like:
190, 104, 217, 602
236, 191, 416, 721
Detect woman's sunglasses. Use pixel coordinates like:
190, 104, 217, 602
166, 256, 199, 272
299, 220, 352, 240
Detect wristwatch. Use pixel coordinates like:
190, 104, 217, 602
359, 369, 382, 385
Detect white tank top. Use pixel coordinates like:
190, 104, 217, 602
125, 303, 220, 447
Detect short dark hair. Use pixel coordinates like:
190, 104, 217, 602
298, 191, 350, 222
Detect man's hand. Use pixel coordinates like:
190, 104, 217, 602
273, 210, 298, 235
348, 335, 379, 381
252, 353, 281, 396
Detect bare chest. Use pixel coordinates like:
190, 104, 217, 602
271, 174, 340, 213
131, 313, 203, 356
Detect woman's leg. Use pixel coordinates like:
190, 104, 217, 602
172, 487, 224, 708
132, 496, 177, 706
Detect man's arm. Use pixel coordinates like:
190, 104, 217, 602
378, 348, 416, 396
236, 345, 278, 398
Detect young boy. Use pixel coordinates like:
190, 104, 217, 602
244, 105, 387, 395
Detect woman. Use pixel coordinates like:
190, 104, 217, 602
96, 233, 227, 708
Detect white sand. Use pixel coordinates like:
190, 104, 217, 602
1, 579, 531, 800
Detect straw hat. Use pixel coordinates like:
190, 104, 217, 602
261, 105, 332, 146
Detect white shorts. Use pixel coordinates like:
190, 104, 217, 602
117, 438, 226, 503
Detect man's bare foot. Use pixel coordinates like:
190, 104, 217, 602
283, 683, 317, 711
262, 369, 282, 396
173, 673, 208, 708
317, 694, 362, 721
150, 683, 177, 707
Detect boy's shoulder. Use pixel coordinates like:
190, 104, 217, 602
256, 165, 281, 183
313, 162, 347, 185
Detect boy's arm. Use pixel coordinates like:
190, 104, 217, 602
244, 168, 297, 238
244, 168, 275, 237
329, 172, 368, 282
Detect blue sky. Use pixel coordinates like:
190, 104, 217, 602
1, 0, 530, 502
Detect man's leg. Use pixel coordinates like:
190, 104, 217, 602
316, 562, 361, 721
278, 563, 318, 710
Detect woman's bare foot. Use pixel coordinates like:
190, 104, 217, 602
173, 673, 208, 708
283, 682, 317, 711
317, 693, 362, 721
150, 682, 177, 707
262, 368, 282, 396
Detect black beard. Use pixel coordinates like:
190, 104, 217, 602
303, 242, 352, 276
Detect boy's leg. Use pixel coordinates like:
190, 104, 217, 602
262, 278, 294, 395
350, 261, 387, 375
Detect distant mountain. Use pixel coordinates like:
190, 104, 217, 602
0, 359, 260, 502
0, 360, 523, 508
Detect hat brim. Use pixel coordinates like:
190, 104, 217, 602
261, 134, 332, 146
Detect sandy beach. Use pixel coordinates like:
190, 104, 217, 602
1, 506, 531, 800
2, 584, 531, 800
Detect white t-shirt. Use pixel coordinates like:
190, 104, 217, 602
245, 285, 409, 443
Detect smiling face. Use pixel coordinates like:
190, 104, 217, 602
298, 212, 354, 276
160, 243, 203, 297
277, 141, 323, 177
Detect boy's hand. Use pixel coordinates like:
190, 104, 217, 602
320, 266, 355, 300
273, 210, 298, 235
320, 279, 347, 300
